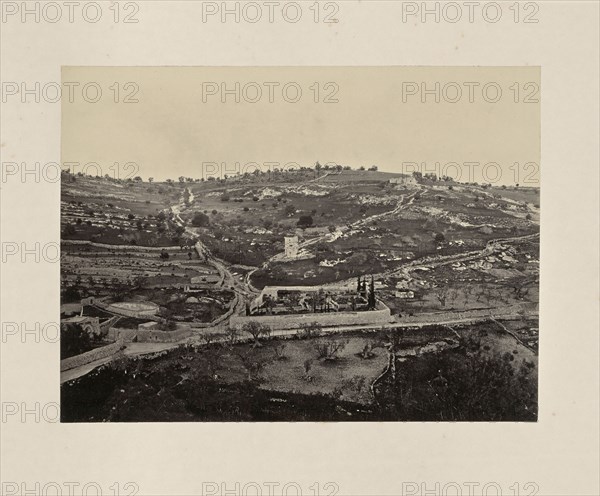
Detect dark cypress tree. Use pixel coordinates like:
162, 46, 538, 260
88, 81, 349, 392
368, 276, 376, 309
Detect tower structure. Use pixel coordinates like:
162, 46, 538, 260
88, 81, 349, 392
284, 236, 299, 258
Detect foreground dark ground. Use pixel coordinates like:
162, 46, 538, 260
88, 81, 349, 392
61, 322, 537, 422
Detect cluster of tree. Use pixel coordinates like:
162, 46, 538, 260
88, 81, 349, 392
314, 338, 349, 361
357, 276, 377, 310
63, 165, 392, 187
60, 323, 100, 359
62, 285, 81, 302
375, 339, 537, 421
241, 322, 271, 347
62, 170, 144, 183
289, 289, 341, 314
161, 161, 385, 187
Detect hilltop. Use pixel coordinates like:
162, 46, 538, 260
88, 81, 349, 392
61, 167, 539, 271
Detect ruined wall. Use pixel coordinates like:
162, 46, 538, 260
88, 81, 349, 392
60, 339, 124, 372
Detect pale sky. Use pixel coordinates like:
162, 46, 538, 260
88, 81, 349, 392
62, 66, 540, 185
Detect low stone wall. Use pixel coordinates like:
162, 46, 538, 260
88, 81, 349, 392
108, 327, 192, 343
92, 301, 162, 322
106, 303, 159, 318
107, 328, 138, 342
60, 339, 124, 372
396, 302, 537, 325
62, 240, 180, 251
230, 304, 392, 331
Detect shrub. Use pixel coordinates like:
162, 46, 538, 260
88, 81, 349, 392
191, 212, 210, 227
297, 215, 314, 228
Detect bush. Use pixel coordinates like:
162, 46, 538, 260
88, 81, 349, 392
192, 212, 210, 227
314, 338, 349, 360
297, 215, 313, 228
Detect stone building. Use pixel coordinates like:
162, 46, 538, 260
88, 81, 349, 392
284, 236, 299, 258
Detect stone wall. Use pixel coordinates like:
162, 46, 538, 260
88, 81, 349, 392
60, 339, 124, 372
395, 302, 537, 326
93, 300, 162, 321
106, 303, 159, 318
62, 240, 180, 251
230, 303, 392, 330
108, 327, 192, 343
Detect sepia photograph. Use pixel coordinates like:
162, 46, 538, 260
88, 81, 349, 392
59, 66, 540, 422
2, 1, 599, 495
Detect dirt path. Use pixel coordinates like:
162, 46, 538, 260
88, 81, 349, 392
327, 232, 540, 289
261, 188, 422, 266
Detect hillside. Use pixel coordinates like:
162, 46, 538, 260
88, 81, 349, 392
61, 168, 540, 422
61, 168, 539, 320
